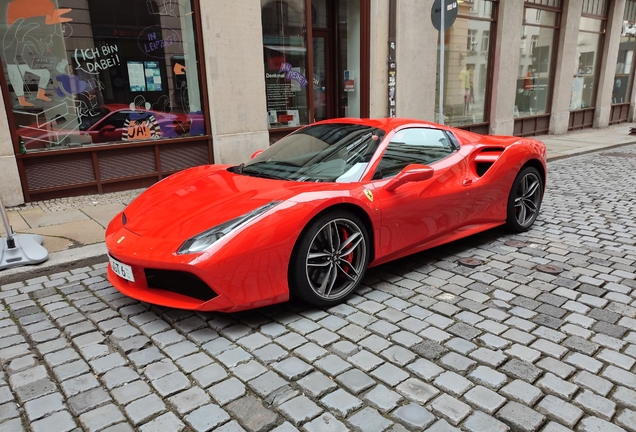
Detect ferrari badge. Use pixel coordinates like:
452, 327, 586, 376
363, 189, 374, 202
117, 236, 126, 244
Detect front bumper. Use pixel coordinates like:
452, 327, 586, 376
105, 212, 290, 312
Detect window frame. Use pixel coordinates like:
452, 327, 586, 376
515, 5, 561, 117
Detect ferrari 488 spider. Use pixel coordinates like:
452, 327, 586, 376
105, 118, 546, 312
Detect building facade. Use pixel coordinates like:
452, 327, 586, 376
0, 0, 634, 206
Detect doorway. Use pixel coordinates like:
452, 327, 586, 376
311, 0, 362, 121
261, 0, 370, 142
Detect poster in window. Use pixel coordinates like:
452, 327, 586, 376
268, 109, 300, 126
344, 70, 355, 92
128, 61, 147, 92
144, 61, 163, 92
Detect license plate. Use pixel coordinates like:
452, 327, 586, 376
109, 255, 135, 282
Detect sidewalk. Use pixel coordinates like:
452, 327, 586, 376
2, 122, 636, 283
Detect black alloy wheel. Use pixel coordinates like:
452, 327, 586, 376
290, 210, 370, 306
506, 166, 543, 232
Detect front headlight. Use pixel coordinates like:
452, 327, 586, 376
177, 201, 281, 255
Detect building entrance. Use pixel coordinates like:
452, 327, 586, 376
312, 0, 362, 121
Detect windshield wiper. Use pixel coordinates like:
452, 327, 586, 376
228, 163, 245, 174
241, 167, 286, 180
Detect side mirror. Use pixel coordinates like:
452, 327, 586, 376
385, 164, 434, 192
99, 125, 116, 134
251, 150, 264, 159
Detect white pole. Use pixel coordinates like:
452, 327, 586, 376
0, 197, 15, 248
439, 0, 445, 125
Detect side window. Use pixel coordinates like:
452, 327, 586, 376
374, 128, 456, 179
96, 112, 131, 130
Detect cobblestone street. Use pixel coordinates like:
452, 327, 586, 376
0, 145, 635, 432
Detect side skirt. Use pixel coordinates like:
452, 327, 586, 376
369, 221, 504, 267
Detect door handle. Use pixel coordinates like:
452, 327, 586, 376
463, 179, 473, 186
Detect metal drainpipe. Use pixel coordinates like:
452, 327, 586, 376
388, 0, 397, 117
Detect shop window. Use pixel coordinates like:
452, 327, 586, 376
570, 17, 605, 110
613, 1, 636, 105
435, 0, 496, 127
0, 0, 206, 153
514, 7, 559, 118
261, 0, 364, 131
262, 0, 310, 128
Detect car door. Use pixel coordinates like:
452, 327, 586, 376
372, 127, 479, 258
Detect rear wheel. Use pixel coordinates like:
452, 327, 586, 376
506, 166, 543, 232
289, 211, 370, 306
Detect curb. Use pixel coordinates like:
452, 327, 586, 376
0, 243, 108, 286
545, 139, 636, 162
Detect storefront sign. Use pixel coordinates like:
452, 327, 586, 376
279, 62, 308, 88
73, 44, 120, 74
138, 25, 182, 59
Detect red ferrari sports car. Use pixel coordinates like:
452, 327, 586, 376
105, 118, 546, 312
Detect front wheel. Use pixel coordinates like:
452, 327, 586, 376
506, 166, 543, 232
289, 211, 370, 306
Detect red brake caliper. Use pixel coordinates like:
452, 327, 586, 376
340, 228, 354, 276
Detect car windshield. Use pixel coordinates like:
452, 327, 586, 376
238, 123, 386, 182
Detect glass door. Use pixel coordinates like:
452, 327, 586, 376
261, 0, 368, 142
312, 31, 332, 122
337, 0, 361, 118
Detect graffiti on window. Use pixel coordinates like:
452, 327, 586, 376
1, 0, 206, 152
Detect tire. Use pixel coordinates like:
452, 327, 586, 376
506, 166, 543, 232
289, 210, 370, 306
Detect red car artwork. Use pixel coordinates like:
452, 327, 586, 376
16, 104, 204, 150
105, 118, 546, 312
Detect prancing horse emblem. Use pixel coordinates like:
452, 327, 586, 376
363, 189, 374, 202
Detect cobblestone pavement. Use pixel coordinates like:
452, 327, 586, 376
1, 145, 636, 432
6, 189, 144, 213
